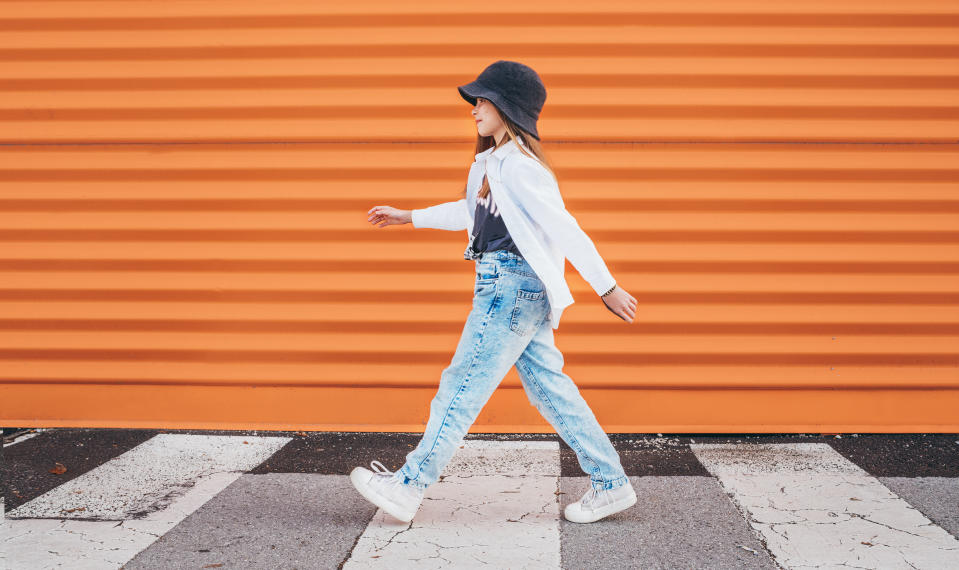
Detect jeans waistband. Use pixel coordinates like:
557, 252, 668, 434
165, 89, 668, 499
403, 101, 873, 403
475, 249, 525, 263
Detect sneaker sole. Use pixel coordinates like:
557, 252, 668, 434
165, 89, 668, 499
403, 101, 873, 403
349, 467, 417, 523
564, 488, 638, 524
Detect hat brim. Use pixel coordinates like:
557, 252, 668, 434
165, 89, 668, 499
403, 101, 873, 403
457, 81, 499, 107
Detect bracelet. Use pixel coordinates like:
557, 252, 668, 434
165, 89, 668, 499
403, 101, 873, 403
600, 283, 617, 297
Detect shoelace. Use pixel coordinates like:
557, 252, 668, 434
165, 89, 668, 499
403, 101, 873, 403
370, 460, 410, 494
582, 486, 613, 509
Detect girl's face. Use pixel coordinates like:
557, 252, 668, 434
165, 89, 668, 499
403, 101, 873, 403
472, 97, 507, 144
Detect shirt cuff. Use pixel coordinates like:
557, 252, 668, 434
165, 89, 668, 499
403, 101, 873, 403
592, 274, 617, 297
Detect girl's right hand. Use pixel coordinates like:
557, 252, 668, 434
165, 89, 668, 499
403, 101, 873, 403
367, 205, 411, 228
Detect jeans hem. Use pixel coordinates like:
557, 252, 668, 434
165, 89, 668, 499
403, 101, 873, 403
401, 475, 428, 490
591, 474, 629, 491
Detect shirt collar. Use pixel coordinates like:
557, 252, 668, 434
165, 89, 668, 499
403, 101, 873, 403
474, 137, 528, 162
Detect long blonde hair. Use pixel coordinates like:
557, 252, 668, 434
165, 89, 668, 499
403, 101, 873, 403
459, 104, 556, 200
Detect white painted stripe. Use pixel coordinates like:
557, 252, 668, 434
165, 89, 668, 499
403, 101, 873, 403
2, 434, 291, 569
7, 433, 289, 520
691, 443, 959, 569
344, 439, 561, 569
3, 428, 48, 448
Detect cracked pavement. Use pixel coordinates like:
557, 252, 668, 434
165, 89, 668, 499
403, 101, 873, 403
2, 430, 958, 569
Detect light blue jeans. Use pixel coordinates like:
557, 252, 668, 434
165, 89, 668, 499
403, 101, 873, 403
398, 249, 629, 492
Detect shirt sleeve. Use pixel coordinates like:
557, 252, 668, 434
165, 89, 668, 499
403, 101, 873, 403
410, 198, 472, 232
503, 158, 617, 296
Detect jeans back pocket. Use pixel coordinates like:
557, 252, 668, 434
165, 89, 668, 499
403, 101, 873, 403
509, 288, 548, 336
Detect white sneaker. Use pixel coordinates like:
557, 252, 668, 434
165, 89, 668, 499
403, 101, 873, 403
564, 479, 637, 523
350, 460, 425, 523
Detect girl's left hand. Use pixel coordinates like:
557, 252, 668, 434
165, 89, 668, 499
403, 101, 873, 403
601, 286, 637, 323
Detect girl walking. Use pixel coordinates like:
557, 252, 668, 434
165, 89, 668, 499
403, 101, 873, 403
351, 60, 639, 524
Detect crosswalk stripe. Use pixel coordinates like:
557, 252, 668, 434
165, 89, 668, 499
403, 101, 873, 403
344, 439, 561, 568
2, 433, 291, 569
690, 442, 959, 569
8, 433, 291, 520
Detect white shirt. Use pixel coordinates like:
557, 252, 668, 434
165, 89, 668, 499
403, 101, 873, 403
411, 138, 616, 329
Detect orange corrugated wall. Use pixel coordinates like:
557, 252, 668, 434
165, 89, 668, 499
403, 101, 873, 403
1, 0, 958, 433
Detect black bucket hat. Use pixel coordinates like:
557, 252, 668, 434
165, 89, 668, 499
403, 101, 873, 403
457, 60, 547, 141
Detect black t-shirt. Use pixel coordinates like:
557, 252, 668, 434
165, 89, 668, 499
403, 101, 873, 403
470, 187, 523, 257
